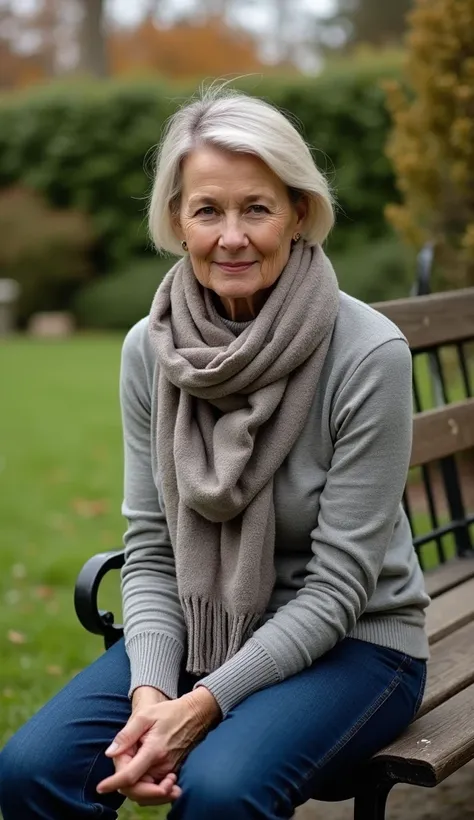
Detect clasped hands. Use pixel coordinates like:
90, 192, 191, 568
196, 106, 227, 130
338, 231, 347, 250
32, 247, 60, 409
96, 685, 221, 807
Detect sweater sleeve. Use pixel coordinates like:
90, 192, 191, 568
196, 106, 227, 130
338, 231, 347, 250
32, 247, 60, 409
196, 338, 414, 716
120, 323, 186, 700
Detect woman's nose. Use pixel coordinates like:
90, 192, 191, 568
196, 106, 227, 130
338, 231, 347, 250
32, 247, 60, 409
218, 217, 249, 251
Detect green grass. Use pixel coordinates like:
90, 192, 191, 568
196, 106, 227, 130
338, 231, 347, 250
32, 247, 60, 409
0, 335, 166, 819
410, 349, 474, 569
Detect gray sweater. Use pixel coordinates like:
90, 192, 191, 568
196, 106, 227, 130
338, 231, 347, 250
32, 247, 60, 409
120, 291, 430, 717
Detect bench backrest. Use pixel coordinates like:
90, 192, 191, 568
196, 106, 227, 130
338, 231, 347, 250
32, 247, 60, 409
371, 288, 474, 574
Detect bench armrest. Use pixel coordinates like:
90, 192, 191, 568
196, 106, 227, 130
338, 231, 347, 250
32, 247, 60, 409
74, 550, 126, 648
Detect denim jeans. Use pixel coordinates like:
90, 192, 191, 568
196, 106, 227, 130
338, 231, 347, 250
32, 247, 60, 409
0, 636, 425, 820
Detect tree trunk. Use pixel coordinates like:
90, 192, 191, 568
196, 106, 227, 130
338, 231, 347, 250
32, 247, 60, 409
78, 0, 107, 77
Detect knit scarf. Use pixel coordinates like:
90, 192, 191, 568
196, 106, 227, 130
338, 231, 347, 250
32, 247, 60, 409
148, 241, 340, 675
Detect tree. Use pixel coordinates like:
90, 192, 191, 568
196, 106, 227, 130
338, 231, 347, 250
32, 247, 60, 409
77, 0, 107, 77
321, 0, 413, 49
385, 0, 474, 287
0, 0, 81, 84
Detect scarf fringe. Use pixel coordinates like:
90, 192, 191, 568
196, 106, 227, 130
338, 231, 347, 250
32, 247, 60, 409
182, 596, 260, 675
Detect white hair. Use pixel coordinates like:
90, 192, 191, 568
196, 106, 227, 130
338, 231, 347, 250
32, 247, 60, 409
148, 84, 335, 255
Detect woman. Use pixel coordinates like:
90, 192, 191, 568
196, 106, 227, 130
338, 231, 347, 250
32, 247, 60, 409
0, 86, 429, 820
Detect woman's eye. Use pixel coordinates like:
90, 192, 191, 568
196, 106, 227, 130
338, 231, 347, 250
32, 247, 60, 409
197, 206, 216, 216
249, 204, 268, 214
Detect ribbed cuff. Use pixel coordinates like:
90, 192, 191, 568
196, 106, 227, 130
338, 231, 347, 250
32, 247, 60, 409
194, 638, 281, 717
126, 633, 184, 700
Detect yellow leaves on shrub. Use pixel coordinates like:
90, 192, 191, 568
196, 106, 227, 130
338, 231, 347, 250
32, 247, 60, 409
385, 0, 474, 286
461, 225, 474, 252
450, 118, 473, 152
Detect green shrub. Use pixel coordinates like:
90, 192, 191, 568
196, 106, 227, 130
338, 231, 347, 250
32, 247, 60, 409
73, 256, 175, 330
0, 63, 401, 270
329, 233, 416, 303
0, 186, 95, 325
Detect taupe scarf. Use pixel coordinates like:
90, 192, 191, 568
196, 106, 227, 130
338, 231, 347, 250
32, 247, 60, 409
148, 241, 340, 675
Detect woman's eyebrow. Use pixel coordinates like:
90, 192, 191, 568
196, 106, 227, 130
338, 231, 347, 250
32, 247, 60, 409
241, 193, 276, 205
187, 194, 219, 207
186, 192, 277, 208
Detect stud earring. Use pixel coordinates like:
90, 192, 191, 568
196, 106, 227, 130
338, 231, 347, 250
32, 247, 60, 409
181, 240, 188, 252
293, 233, 301, 243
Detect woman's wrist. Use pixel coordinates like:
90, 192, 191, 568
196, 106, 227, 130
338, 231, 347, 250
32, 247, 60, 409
184, 686, 222, 727
131, 684, 170, 709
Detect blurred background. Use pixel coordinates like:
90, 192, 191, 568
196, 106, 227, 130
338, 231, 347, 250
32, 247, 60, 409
0, 0, 427, 335
1, 2, 474, 818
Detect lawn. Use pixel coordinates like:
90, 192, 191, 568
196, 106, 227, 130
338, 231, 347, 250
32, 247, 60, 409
0, 334, 167, 820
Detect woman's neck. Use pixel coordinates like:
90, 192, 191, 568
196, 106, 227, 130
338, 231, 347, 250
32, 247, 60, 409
214, 288, 272, 321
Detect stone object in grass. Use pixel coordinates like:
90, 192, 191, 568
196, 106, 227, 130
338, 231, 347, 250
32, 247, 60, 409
0, 278, 20, 336
28, 311, 75, 338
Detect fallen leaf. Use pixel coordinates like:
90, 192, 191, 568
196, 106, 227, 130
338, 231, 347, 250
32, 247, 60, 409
46, 665, 63, 676
7, 630, 26, 644
34, 585, 55, 600
2, 688, 14, 698
71, 498, 109, 518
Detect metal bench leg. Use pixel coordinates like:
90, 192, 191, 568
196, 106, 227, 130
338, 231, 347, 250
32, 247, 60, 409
353, 780, 393, 820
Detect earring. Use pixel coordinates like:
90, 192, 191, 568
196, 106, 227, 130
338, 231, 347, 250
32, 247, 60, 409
181, 240, 188, 252
293, 233, 301, 243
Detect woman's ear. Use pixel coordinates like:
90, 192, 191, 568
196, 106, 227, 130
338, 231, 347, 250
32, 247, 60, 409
295, 194, 308, 230
171, 211, 184, 242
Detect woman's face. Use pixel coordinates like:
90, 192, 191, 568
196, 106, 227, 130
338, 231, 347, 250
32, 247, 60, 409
176, 145, 306, 321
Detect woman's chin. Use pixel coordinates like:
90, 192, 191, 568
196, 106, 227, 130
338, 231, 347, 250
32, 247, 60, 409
215, 285, 260, 302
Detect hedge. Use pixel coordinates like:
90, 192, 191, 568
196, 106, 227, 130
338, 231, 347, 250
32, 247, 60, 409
73, 256, 173, 330
0, 60, 401, 273
0, 186, 95, 324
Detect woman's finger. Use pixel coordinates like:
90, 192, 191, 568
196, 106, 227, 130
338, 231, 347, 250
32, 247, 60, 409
98, 742, 166, 794
105, 712, 153, 757
136, 784, 182, 807
119, 774, 178, 804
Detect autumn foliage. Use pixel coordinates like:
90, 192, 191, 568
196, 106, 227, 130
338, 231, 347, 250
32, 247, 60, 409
0, 15, 274, 90
0, 40, 47, 89
385, 0, 474, 286
109, 18, 270, 80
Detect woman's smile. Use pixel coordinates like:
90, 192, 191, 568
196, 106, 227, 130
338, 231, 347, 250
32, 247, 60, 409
213, 261, 257, 273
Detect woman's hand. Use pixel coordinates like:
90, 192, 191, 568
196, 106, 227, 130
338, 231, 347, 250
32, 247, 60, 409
103, 686, 182, 807
96, 687, 221, 802
109, 745, 182, 806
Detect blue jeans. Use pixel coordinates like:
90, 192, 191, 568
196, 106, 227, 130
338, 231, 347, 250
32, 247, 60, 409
0, 637, 425, 820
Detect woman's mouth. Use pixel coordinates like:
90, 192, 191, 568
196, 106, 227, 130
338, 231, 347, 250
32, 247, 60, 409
214, 262, 256, 273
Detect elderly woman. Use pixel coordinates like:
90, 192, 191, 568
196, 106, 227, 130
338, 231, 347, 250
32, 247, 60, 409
0, 87, 429, 820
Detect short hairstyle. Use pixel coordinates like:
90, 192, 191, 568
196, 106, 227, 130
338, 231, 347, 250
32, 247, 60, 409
148, 84, 335, 255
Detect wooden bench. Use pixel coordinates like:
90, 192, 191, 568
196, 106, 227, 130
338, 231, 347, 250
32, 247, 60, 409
352, 287, 474, 819
74, 287, 474, 820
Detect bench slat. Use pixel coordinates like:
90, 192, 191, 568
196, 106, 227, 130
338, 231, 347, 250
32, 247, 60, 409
426, 576, 474, 643
410, 399, 474, 467
420, 620, 474, 717
372, 288, 474, 350
372, 682, 474, 787
424, 556, 474, 598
